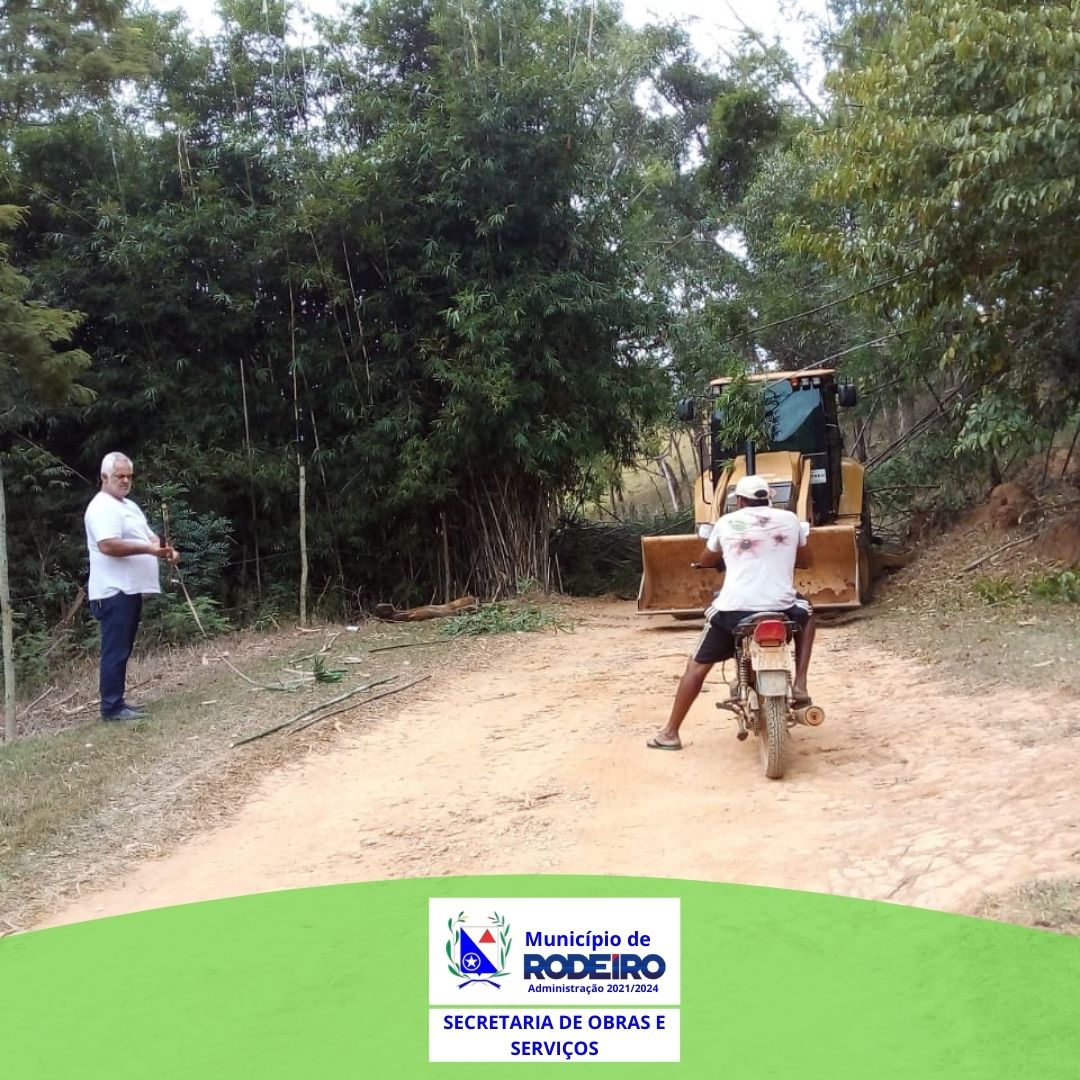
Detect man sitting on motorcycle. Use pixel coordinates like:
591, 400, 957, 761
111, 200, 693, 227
647, 474, 815, 751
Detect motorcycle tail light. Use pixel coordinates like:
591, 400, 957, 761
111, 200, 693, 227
753, 619, 788, 646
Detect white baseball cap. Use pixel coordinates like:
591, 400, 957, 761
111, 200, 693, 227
734, 475, 771, 502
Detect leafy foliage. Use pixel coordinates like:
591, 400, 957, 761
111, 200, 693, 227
438, 602, 566, 637
143, 594, 231, 647
711, 376, 778, 458
1029, 570, 1080, 606
312, 656, 346, 683
973, 576, 1019, 607
954, 393, 1051, 462
802, 0, 1080, 431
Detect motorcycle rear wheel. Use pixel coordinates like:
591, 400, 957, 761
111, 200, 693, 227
758, 695, 788, 779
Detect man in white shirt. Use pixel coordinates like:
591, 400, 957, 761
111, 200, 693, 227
84, 452, 178, 721
648, 475, 816, 751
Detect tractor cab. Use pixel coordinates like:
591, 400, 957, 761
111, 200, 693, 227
708, 370, 854, 526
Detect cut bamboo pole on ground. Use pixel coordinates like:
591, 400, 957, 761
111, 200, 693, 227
232, 675, 399, 747
369, 639, 453, 654
288, 675, 431, 736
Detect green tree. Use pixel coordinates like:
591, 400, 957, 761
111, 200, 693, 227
0, 0, 156, 736
802, 0, 1080, 442
0, 207, 91, 740
5, 0, 701, 616
0, 0, 152, 124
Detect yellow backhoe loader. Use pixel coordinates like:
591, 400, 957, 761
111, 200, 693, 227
638, 369, 872, 616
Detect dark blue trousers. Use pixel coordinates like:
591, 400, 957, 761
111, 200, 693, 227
90, 592, 143, 717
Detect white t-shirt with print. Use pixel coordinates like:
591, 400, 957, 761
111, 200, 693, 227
704, 506, 808, 612
84, 491, 163, 600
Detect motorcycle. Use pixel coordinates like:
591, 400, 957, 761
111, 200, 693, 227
714, 612, 825, 780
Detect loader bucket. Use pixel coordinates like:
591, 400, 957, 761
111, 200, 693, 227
638, 523, 863, 616
638, 535, 719, 616
795, 523, 861, 609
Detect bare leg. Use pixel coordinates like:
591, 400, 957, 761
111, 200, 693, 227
651, 657, 713, 747
793, 614, 815, 700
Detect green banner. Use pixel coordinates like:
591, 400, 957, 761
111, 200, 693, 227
2, 876, 1077, 1078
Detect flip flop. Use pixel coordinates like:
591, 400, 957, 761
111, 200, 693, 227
647, 736, 682, 751
791, 692, 813, 707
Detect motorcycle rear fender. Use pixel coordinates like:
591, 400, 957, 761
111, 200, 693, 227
754, 669, 790, 696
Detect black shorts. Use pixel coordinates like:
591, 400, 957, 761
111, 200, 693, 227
692, 597, 812, 665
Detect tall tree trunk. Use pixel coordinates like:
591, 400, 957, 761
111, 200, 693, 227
657, 456, 681, 512
289, 272, 308, 626
298, 458, 308, 626
238, 353, 262, 598
0, 460, 16, 742
671, 433, 694, 494
440, 511, 452, 604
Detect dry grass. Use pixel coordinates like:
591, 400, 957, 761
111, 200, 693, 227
864, 508, 1080, 696
977, 879, 1080, 936
0, 612, 550, 932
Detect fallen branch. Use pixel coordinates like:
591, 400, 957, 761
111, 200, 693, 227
290, 631, 342, 664
23, 684, 56, 714
1040, 497, 1080, 513
374, 596, 478, 622
232, 676, 399, 747
54, 688, 80, 709
60, 674, 155, 716
42, 588, 86, 659
369, 639, 454, 654
958, 531, 1042, 574
289, 675, 431, 736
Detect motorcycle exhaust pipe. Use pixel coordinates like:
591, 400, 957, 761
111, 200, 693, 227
795, 705, 825, 727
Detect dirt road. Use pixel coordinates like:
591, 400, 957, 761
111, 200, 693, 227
43, 600, 1080, 927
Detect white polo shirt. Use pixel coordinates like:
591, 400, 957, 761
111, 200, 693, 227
704, 506, 808, 612
84, 492, 163, 600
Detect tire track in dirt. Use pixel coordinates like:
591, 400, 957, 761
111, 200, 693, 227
41, 600, 1080, 927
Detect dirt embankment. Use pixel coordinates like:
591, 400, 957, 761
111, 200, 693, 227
37, 599, 1080, 930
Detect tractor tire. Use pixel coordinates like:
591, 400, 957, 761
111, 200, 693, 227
858, 542, 873, 605
858, 503, 875, 605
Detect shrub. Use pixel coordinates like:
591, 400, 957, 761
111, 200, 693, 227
142, 594, 232, 646
439, 603, 567, 637
1029, 570, 1080, 604
973, 576, 1020, 606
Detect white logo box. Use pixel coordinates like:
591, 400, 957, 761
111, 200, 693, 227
429, 898, 681, 1064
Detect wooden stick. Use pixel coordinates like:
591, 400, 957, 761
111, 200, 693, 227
174, 575, 292, 692
441, 510, 452, 605
289, 675, 430, 736
290, 631, 341, 664
24, 684, 56, 713
958, 532, 1041, 574
369, 639, 453, 654
42, 587, 86, 658
232, 676, 398, 747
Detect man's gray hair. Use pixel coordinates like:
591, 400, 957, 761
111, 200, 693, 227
101, 452, 132, 478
